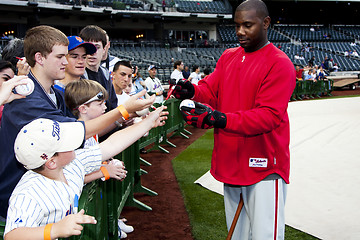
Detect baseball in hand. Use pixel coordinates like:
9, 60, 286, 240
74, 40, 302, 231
179, 99, 195, 110
14, 78, 34, 96
136, 108, 150, 116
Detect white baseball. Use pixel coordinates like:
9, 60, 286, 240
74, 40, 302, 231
14, 78, 34, 96
179, 99, 195, 110
136, 108, 150, 116
111, 159, 124, 167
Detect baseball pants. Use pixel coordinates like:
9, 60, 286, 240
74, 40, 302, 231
224, 177, 287, 240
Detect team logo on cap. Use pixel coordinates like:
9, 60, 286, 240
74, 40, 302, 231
75, 36, 83, 42
52, 121, 61, 141
40, 153, 48, 160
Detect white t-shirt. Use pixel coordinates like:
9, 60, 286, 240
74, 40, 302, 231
170, 69, 183, 83
116, 91, 131, 106
5, 146, 102, 235
189, 72, 201, 85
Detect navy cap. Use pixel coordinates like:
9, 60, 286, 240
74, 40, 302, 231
67, 36, 97, 55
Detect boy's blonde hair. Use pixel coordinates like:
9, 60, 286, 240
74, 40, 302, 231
65, 79, 109, 117
24, 25, 68, 67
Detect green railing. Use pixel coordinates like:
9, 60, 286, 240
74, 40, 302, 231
291, 79, 333, 101
0, 99, 190, 240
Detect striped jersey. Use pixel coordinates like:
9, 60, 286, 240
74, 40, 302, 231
4, 146, 102, 235
84, 134, 98, 148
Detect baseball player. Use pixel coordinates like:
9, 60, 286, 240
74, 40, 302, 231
4, 106, 166, 239
173, 0, 295, 239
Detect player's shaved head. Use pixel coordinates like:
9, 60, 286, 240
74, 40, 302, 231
236, 0, 269, 20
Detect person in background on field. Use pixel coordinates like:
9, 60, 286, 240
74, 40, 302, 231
145, 65, 164, 104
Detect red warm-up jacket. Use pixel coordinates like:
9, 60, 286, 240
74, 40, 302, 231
193, 43, 296, 186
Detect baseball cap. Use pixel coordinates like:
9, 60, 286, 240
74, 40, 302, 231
148, 65, 157, 71
67, 36, 97, 55
14, 118, 85, 170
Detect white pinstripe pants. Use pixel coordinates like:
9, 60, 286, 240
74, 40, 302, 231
224, 178, 287, 240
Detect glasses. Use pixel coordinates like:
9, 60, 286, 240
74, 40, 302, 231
74, 91, 104, 110
83, 91, 104, 105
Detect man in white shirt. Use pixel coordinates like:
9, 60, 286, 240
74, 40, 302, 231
170, 60, 184, 84
145, 65, 164, 104
112, 60, 132, 105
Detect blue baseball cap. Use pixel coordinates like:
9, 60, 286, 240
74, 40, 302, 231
67, 36, 97, 55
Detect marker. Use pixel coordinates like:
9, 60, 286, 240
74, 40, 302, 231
15, 57, 23, 61
73, 194, 79, 214
165, 85, 175, 101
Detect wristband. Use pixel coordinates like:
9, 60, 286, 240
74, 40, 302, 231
44, 223, 53, 240
100, 166, 110, 180
117, 105, 129, 120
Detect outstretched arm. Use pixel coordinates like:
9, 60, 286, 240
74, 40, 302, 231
84, 90, 156, 139
100, 106, 167, 161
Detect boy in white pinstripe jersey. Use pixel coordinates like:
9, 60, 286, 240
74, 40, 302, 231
4, 104, 166, 239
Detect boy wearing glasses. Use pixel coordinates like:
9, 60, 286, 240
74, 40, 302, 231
65, 79, 133, 238
65, 79, 127, 182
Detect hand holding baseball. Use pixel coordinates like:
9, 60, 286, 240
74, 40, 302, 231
180, 100, 227, 129
0, 75, 30, 106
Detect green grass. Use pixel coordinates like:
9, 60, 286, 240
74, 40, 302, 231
172, 129, 319, 240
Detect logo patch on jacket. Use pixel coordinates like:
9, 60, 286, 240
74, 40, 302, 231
249, 158, 268, 168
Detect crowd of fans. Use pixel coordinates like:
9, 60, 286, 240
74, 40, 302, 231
0, 25, 169, 239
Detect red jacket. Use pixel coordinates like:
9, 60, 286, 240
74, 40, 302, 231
193, 43, 295, 185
